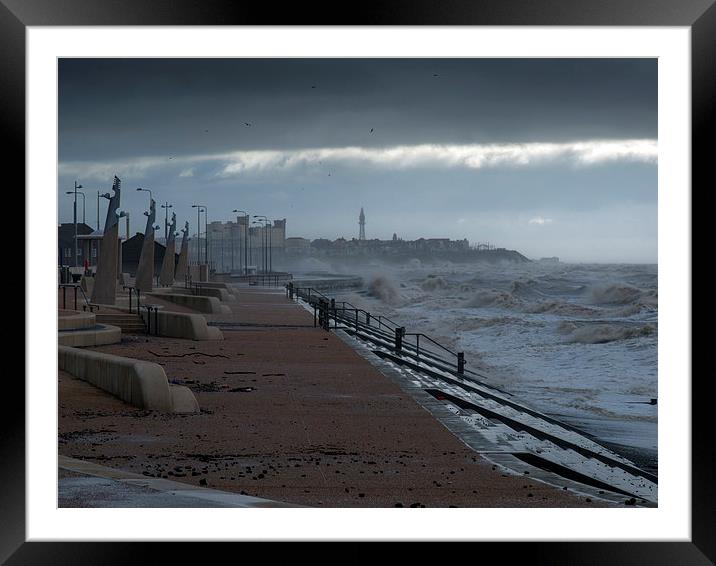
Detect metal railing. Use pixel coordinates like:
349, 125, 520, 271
142, 304, 160, 336
248, 273, 292, 287
59, 283, 99, 312
123, 285, 142, 314
287, 282, 466, 376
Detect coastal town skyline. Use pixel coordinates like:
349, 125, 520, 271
59, 58, 657, 263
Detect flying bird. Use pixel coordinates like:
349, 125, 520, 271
244, 122, 252, 127
433, 73, 439, 77
311, 85, 316, 89
370, 128, 374, 134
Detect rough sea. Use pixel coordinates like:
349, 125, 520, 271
317, 259, 658, 474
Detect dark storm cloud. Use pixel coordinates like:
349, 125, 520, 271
59, 58, 656, 161
58, 58, 657, 262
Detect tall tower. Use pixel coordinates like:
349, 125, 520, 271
358, 207, 366, 240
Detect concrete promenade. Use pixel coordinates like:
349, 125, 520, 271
58, 285, 597, 507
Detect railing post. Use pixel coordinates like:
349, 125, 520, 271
73, 286, 78, 310
366, 312, 371, 326
416, 334, 420, 365
457, 352, 465, 375
313, 304, 317, 327
395, 327, 404, 352
62, 286, 66, 309
322, 299, 330, 331
355, 309, 359, 332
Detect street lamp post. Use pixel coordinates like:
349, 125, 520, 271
204, 206, 209, 271
192, 205, 205, 265
161, 202, 173, 243
251, 220, 264, 273
71, 181, 83, 267
233, 210, 249, 275
67, 190, 86, 224
136, 187, 153, 204
253, 215, 268, 274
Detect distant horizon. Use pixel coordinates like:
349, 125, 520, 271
59, 58, 657, 264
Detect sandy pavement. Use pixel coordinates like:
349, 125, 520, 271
58, 286, 601, 507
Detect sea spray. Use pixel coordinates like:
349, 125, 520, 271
366, 275, 402, 304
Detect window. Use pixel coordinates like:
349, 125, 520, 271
92, 245, 97, 258
64, 248, 72, 257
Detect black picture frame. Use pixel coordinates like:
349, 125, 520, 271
6, 0, 706, 562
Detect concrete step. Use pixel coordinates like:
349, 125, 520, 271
96, 314, 146, 333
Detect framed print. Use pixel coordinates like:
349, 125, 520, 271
6, 0, 707, 562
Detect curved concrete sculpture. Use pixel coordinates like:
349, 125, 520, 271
159, 212, 177, 286
58, 345, 199, 413
174, 221, 190, 284
91, 176, 125, 305
135, 198, 157, 293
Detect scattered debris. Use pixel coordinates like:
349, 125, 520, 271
148, 350, 229, 359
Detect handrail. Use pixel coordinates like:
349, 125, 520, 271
59, 283, 99, 312
142, 304, 160, 336
405, 332, 458, 358
293, 286, 330, 301
290, 284, 466, 375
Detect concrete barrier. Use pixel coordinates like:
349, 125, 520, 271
58, 310, 95, 331
170, 286, 234, 302
146, 292, 231, 314
58, 345, 199, 413
140, 310, 224, 341
58, 324, 122, 347
197, 281, 238, 295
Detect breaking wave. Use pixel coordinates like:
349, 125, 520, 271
464, 290, 522, 309
559, 321, 656, 344
421, 275, 449, 291
589, 283, 657, 306
366, 276, 401, 305
525, 300, 599, 316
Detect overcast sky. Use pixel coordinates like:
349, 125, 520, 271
58, 58, 657, 263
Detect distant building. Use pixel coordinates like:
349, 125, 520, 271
359, 207, 366, 240
200, 216, 287, 273
58, 222, 94, 267
285, 237, 311, 255
121, 233, 176, 277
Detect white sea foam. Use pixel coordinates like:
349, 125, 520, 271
331, 260, 657, 465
